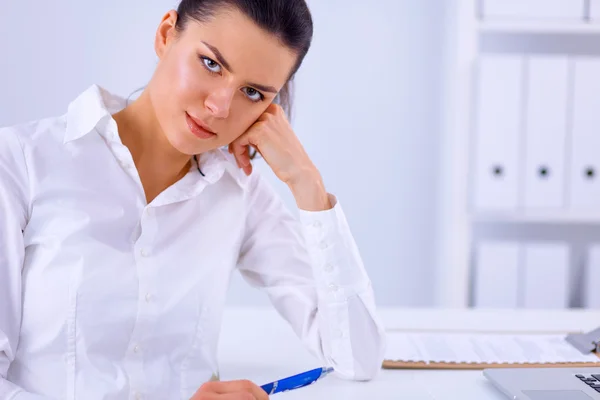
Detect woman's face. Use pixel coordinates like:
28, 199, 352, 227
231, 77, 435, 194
149, 8, 298, 155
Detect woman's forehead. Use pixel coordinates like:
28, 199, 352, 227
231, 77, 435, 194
180, 9, 297, 89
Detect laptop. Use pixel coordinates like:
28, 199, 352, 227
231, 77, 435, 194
484, 367, 600, 399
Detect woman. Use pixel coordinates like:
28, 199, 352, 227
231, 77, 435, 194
0, 0, 386, 399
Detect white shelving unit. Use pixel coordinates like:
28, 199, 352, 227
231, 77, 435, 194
435, 0, 600, 308
478, 21, 600, 34
472, 211, 600, 225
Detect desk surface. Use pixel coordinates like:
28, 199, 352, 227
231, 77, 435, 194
217, 307, 600, 400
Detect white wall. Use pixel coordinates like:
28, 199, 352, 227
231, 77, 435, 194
0, 1, 447, 306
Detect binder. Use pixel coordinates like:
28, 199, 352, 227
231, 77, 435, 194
474, 241, 520, 308
522, 57, 569, 210
584, 245, 600, 309
522, 243, 570, 309
472, 55, 523, 211
590, 0, 600, 21
568, 58, 600, 210
383, 327, 600, 370
481, 0, 586, 21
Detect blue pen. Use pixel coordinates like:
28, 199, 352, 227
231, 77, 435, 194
260, 367, 334, 395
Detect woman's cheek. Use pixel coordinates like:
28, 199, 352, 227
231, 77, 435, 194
175, 56, 207, 101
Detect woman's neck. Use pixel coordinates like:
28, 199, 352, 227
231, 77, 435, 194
112, 90, 192, 204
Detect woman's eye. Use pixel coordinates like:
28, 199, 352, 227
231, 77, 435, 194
243, 87, 263, 102
201, 56, 221, 74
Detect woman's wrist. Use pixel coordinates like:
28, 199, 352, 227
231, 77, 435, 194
287, 171, 332, 212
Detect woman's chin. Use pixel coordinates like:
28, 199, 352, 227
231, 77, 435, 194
166, 131, 216, 157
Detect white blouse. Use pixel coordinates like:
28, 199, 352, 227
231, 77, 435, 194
0, 85, 386, 400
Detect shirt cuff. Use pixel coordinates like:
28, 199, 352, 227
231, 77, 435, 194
297, 194, 371, 302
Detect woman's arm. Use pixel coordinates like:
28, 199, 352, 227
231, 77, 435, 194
0, 128, 50, 400
237, 171, 386, 380
228, 103, 386, 380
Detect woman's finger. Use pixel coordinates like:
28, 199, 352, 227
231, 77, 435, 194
217, 393, 258, 400
201, 380, 268, 399
194, 393, 255, 400
235, 145, 252, 175
229, 137, 252, 175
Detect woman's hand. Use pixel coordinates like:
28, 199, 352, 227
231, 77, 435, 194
229, 104, 332, 211
191, 380, 269, 400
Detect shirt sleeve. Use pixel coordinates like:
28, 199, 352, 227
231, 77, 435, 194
236, 172, 386, 381
0, 128, 52, 400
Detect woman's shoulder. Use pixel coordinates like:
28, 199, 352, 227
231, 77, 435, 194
0, 114, 68, 149
0, 83, 115, 148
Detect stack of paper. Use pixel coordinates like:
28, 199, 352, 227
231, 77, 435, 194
385, 332, 600, 365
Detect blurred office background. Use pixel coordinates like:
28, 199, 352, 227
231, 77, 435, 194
1, 0, 599, 309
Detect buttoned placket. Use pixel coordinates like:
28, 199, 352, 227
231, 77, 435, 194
100, 124, 160, 399
101, 124, 226, 397
125, 203, 159, 399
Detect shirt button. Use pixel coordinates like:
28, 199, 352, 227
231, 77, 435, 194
324, 263, 334, 273
319, 241, 329, 250
312, 220, 322, 229
145, 293, 152, 303
133, 344, 140, 354
140, 248, 149, 257
328, 283, 339, 293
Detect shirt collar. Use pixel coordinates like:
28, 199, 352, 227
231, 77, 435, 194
65, 84, 127, 144
195, 148, 250, 189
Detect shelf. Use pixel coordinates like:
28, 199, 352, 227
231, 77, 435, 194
478, 20, 600, 35
472, 211, 600, 224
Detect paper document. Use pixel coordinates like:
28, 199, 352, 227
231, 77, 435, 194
385, 332, 600, 364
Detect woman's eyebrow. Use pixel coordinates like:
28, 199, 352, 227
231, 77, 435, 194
247, 82, 278, 94
202, 41, 233, 73
201, 40, 278, 94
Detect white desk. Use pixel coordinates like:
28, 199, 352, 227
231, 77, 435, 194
218, 307, 600, 400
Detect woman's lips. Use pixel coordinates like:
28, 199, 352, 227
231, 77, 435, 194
186, 113, 217, 139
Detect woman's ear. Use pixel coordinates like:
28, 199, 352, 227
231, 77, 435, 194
155, 10, 179, 60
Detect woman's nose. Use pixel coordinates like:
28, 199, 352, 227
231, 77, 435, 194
204, 87, 234, 119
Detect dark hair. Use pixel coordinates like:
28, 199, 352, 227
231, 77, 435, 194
174, 0, 313, 120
